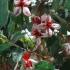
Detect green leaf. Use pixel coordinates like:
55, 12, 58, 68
10, 31, 25, 43
8, 0, 13, 11
0, 0, 8, 28
12, 51, 23, 62
7, 18, 16, 36
0, 43, 11, 54
0, 33, 8, 44
35, 61, 54, 70
65, 0, 70, 10
46, 36, 62, 55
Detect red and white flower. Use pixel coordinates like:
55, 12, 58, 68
13, 0, 31, 16
31, 14, 61, 50
32, 14, 58, 37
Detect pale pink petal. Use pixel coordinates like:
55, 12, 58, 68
13, 7, 21, 16
23, 7, 31, 16
14, 0, 20, 5
47, 15, 52, 22
41, 32, 49, 37
41, 14, 48, 22
41, 14, 52, 23
41, 29, 53, 37
24, 0, 31, 5
32, 24, 39, 30
36, 38, 41, 48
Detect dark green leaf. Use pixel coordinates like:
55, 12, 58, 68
65, 0, 70, 10
0, 0, 8, 28
35, 61, 54, 70
7, 18, 16, 36
0, 43, 11, 53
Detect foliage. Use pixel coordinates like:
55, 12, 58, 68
35, 61, 55, 70
0, 0, 8, 28
20, 37, 35, 49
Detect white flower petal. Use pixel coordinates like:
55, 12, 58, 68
67, 31, 70, 36
31, 0, 36, 6
52, 23, 61, 29
14, 0, 20, 5
13, 7, 21, 16
54, 29, 59, 33
24, 0, 31, 5
48, 0, 53, 3
29, 59, 38, 63
23, 7, 31, 16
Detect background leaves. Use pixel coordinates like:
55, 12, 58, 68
0, 0, 9, 28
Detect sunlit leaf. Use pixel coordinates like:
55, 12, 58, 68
10, 31, 25, 43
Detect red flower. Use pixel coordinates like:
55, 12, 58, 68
22, 51, 31, 60
22, 51, 32, 68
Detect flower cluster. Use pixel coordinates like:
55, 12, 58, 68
32, 14, 61, 38
31, 14, 61, 50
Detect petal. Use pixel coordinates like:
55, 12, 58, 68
48, 0, 53, 3
41, 14, 48, 22
33, 37, 41, 51
14, 0, 20, 5
47, 15, 52, 22
24, 0, 31, 5
23, 7, 31, 16
54, 29, 59, 33
36, 38, 41, 45
36, 38, 41, 48
48, 28, 53, 37
29, 59, 38, 63
13, 7, 21, 16
52, 23, 61, 29
41, 32, 48, 37
32, 24, 39, 29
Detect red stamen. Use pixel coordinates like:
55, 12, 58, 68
46, 21, 52, 28
15, 0, 25, 8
